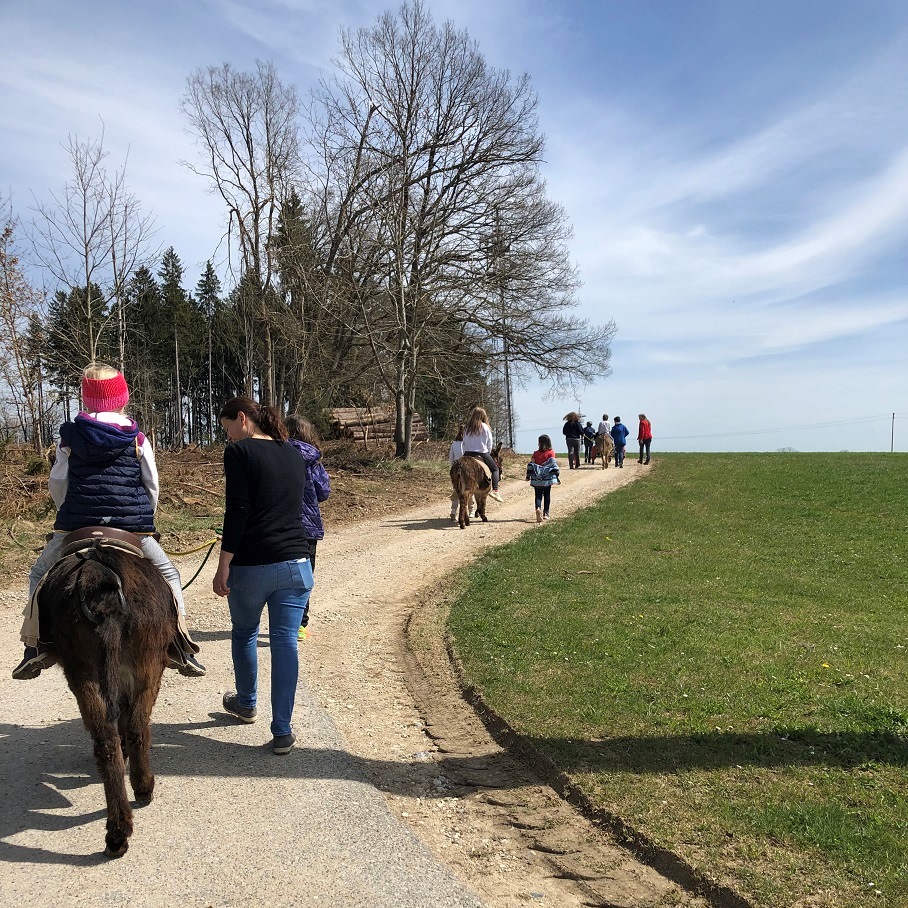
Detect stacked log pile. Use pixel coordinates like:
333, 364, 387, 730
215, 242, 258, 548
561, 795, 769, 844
329, 406, 430, 445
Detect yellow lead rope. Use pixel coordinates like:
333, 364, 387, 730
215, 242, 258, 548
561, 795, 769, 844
162, 538, 221, 557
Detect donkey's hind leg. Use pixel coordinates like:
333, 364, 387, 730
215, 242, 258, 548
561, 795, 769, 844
121, 661, 163, 804
70, 678, 133, 857
458, 492, 471, 529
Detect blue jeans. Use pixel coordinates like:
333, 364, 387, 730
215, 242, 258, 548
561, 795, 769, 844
227, 558, 314, 736
533, 486, 551, 515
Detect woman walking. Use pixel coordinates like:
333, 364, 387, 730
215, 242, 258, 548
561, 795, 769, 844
562, 412, 583, 469
214, 397, 314, 755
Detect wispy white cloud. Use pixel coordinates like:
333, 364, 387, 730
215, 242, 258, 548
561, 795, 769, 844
533, 33, 908, 379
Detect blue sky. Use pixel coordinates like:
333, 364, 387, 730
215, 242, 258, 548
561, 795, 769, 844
2, 0, 906, 452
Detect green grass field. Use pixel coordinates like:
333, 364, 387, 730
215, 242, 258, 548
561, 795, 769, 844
448, 454, 908, 907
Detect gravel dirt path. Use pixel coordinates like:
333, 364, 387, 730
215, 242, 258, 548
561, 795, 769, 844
0, 459, 703, 907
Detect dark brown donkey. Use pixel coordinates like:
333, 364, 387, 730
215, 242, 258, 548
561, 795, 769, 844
450, 443, 504, 529
38, 541, 177, 857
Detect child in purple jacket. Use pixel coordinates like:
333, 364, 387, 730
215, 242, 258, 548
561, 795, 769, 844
286, 415, 331, 636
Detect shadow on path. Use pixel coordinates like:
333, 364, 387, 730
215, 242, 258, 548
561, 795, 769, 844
526, 726, 908, 774
0, 717, 534, 866
383, 516, 530, 531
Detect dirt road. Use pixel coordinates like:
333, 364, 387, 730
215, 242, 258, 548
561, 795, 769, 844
0, 460, 701, 907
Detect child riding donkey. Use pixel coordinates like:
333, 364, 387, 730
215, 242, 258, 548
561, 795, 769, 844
13, 363, 204, 680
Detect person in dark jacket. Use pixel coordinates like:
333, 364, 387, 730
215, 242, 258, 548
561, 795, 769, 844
286, 414, 330, 638
214, 397, 314, 755
582, 421, 597, 464
14, 363, 204, 680
562, 412, 583, 469
610, 416, 630, 468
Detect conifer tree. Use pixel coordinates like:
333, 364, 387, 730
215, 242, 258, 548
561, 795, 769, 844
195, 260, 222, 444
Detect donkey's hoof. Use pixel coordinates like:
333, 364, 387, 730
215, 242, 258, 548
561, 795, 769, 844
133, 790, 154, 807
104, 836, 130, 858
132, 773, 155, 805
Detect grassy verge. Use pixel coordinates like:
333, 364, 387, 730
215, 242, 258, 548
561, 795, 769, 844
448, 454, 908, 907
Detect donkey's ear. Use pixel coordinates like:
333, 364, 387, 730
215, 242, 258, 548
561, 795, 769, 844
494, 442, 503, 454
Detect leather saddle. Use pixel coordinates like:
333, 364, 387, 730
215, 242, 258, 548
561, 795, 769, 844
59, 526, 146, 559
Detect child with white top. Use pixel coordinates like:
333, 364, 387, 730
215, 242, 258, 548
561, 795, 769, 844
461, 407, 502, 501
13, 363, 204, 680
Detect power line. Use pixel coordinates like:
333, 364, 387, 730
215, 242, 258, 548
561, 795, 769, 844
660, 414, 892, 441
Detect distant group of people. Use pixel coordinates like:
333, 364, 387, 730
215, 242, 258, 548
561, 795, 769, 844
15, 362, 331, 757
521, 411, 652, 523
446, 408, 654, 526
562, 412, 653, 470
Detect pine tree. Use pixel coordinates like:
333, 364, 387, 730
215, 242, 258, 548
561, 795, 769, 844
159, 248, 205, 444
195, 261, 222, 444
123, 265, 168, 439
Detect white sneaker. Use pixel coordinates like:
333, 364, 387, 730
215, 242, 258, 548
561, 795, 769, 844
489, 490, 503, 503
535, 508, 543, 523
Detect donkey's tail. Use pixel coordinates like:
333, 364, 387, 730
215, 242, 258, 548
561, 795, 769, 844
97, 614, 124, 723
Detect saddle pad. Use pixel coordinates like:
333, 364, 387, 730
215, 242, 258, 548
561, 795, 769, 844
461, 453, 492, 482
60, 537, 145, 559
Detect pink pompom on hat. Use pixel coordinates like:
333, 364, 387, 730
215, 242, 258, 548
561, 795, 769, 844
81, 370, 130, 413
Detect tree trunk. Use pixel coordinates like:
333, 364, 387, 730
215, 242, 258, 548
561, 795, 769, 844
174, 329, 182, 447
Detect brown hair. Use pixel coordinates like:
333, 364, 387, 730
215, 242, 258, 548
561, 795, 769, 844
538, 434, 552, 451
563, 411, 580, 423
454, 423, 465, 442
286, 413, 321, 447
465, 406, 489, 436
219, 396, 288, 442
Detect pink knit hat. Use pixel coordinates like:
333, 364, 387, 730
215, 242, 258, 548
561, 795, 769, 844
81, 370, 130, 413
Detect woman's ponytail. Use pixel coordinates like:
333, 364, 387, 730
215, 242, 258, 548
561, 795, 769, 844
257, 404, 288, 442
219, 396, 288, 442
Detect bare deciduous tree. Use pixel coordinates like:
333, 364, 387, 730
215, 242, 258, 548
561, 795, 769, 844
181, 61, 300, 405
0, 197, 46, 447
309, 0, 614, 458
30, 130, 157, 375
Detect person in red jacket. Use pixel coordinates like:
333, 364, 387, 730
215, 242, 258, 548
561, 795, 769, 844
637, 413, 653, 465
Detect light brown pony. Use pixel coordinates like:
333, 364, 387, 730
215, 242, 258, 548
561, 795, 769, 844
593, 432, 614, 468
37, 542, 177, 857
450, 443, 503, 529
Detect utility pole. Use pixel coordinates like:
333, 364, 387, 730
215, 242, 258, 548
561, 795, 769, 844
493, 209, 515, 450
